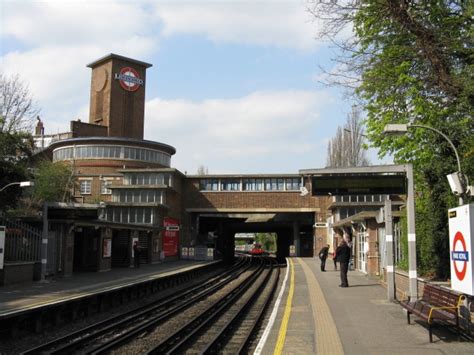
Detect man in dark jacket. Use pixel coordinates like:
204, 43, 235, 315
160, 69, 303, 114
133, 241, 140, 268
318, 244, 330, 271
335, 240, 351, 287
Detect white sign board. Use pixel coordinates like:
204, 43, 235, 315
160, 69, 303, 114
289, 245, 296, 257
0, 226, 5, 270
448, 204, 474, 295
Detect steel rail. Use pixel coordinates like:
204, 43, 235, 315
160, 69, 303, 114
87, 256, 253, 354
147, 257, 267, 354
204, 257, 280, 354
21, 256, 249, 354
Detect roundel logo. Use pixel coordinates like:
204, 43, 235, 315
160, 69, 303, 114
114, 67, 144, 92
451, 231, 469, 281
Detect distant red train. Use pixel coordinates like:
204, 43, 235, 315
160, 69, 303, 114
249, 243, 265, 255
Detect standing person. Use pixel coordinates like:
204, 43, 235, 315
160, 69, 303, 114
318, 244, 330, 272
133, 241, 140, 268
333, 249, 338, 270
335, 240, 351, 287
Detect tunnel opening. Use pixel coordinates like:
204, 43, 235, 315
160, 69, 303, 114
195, 212, 315, 264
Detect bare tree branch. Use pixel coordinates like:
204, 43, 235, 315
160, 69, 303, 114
0, 74, 39, 133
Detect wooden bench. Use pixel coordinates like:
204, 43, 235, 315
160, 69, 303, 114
400, 283, 466, 342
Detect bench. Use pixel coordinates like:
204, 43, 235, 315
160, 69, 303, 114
400, 283, 466, 342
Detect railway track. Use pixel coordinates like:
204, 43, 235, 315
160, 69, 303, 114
22, 255, 252, 354
122, 256, 279, 354
158, 256, 279, 354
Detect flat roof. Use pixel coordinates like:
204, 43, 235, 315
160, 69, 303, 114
87, 53, 152, 69
332, 210, 403, 228
187, 174, 301, 179
300, 164, 408, 175
48, 137, 176, 155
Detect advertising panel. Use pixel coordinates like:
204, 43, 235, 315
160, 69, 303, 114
103, 238, 112, 258
163, 217, 179, 257
449, 204, 474, 295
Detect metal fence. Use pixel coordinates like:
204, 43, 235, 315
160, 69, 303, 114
0, 218, 42, 262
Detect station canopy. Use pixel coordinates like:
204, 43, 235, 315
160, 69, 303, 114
299, 165, 407, 196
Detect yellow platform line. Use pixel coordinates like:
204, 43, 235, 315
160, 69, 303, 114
299, 258, 344, 354
274, 258, 294, 355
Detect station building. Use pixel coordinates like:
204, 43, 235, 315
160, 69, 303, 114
20, 54, 405, 283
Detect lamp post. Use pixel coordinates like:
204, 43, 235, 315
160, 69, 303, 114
383, 123, 465, 206
0, 181, 34, 193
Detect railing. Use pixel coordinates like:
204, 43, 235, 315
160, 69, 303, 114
0, 218, 42, 262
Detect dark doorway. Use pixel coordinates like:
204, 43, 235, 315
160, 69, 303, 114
112, 229, 130, 267
73, 227, 100, 271
300, 232, 314, 257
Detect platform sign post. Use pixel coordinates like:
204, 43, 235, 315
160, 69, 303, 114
0, 226, 5, 270
449, 204, 474, 295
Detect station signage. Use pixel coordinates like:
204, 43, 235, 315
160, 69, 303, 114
163, 217, 179, 257
449, 204, 474, 295
114, 67, 144, 92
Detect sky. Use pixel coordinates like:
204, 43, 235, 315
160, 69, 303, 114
1, 0, 389, 174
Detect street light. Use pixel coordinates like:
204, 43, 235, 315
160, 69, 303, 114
0, 181, 34, 193
383, 123, 467, 205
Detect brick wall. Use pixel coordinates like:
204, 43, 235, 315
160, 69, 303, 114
366, 219, 382, 276
72, 159, 167, 203
88, 57, 148, 139
71, 121, 108, 137
183, 179, 328, 211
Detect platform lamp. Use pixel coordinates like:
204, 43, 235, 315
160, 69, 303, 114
383, 123, 469, 206
0, 181, 34, 193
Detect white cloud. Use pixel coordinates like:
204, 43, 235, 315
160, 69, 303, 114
1, 1, 157, 48
152, 0, 321, 50
1, 0, 160, 129
144, 90, 335, 173
2, 0, 322, 54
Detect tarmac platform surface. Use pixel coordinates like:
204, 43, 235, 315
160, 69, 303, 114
259, 257, 473, 354
0, 260, 213, 316
0, 257, 472, 354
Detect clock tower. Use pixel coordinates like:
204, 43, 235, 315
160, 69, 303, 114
87, 54, 152, 139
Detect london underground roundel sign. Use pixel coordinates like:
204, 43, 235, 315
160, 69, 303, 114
452, 231, 469, 281
114, 67, 143, 92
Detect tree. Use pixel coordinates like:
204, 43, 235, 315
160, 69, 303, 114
1, 74, 39, 133
309, 1, 473, 278
0, 75, 39, 214
255, 233, 276, 252
327, 106, 370, 167
0, 131, 33, 214
32, 160, 73, 203
197, 165, 209, 175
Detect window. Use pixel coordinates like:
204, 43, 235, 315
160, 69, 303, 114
285, 178, 300, 191
101, 179, 112, 194
243, 178, 264, 191
200, 179, 219, 191
80, 180, 91, 195
265, 178, 284, 191
221, 179, 240, 191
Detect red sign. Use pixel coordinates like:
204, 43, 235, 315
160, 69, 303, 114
452, 231, 468, 281
114, 67, 143, 92
163, 217, 179, 257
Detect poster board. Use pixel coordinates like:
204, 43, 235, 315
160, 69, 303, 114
103, 238, 112, 258
163, 217, 179, 257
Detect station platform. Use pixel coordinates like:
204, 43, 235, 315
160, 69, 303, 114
258, 257, 473, 354
0, 260, 214, 317
0, 258, 472, 354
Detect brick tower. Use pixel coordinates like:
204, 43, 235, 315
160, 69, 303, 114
87, 54, 152, 139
